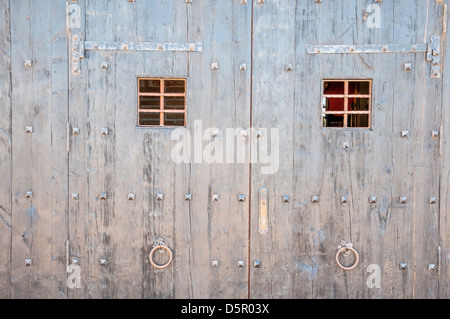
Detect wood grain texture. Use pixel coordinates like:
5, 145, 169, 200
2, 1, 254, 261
0, 0, 12, 299
1, 0, 448, 299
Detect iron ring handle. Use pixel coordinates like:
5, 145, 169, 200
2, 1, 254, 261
149, 245, 173, 269
335, 246, 360, 271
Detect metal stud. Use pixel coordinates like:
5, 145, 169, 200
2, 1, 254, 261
403, 63, 412, 71
282, 195, 290, 203
72, 258, 80, 265
71, 193, 80, 201
257, 0, 265, 4
185, 0, 192, 3
127, 193, 136, 201
240, 129, 248, 138
185, 193, 192, 201
99, 193, 108, 200
369, 196, 377, 204
400, 196, 407, 204
100, 61, 109, 69
256, 130, 263, 138
24, 60, 33, 68
156, 193, 164, 201
399, 262, 407, 270
237, 260, 245, 268
211, 128, 220, 138
401, 131, 409, 138
73, 127, 80, 136
285, 64, 294, 72
212, 260, 219, 268
25, 126, 33, 134
432, 130, 440, 138
100, 259, 108, 266
341, 196, 348, 204
254, 260, 262, 268
211, 62, 219, 70
25, 259, 32, 266
238, 194, 246, 202
212, 194, 220, 202
240, 63, 247, 71
428, 264, 436, 272
343, 142, 350, 149
101, 127, 109, 136
430, 197, 437, 204
25, 191, 33, 199
311, 195, 319, 203
240, 0, 247, 4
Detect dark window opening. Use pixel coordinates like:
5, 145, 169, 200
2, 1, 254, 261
323, 80, 372, 129
138, 78, 186, 127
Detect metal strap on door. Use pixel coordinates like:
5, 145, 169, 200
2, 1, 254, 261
306, 36, 441, 78
67, 2, 203, 75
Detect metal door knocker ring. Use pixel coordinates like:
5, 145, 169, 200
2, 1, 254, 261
335, 242, 359, 271
149, 237, 173, 269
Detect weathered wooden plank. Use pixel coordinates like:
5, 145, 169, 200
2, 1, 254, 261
84, 0, 116, 298
291, 0, 321, 299
0, 0, 12, 299
439, 0, 450, 296
106, 0, 143, 299
68, 0, 88, 299
205, 0, 250, 299
10, 0, 35, 298
410, 0, 442, 299
49, 0, 69, 299
250, 0, 296, 299
133, 0, 188, 299
27, 0, 54, 299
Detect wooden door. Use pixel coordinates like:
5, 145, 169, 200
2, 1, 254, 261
250, 0, 448, 299
67, 0, 252, 299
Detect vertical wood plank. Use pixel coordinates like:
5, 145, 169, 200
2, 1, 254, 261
251, 0, 296, 299
49, 0, 69, 299
68, 0, 88, 299
0, 0, 12, 299
10, 0, 35, 298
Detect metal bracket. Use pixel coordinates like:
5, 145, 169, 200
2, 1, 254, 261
306, 36, 441, 78
426, 35, 441, 79
71, 35, 202, 75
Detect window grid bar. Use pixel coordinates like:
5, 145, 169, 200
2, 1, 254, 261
322, 79, 372, 129
138, 78, 187, 128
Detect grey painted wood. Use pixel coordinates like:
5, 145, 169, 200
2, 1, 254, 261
0, 0, 11, 299
0, 0, 448, 299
